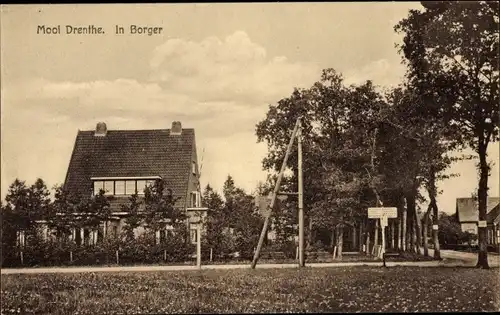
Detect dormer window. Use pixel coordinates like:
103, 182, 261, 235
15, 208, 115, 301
104, 181, 114, 195
125, 180, 136, 195
115, 181, 125, 195
91, 176, 161, 196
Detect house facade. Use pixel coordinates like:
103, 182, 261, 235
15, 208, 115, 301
62, 121, 207, 245
456, 197, 500, 246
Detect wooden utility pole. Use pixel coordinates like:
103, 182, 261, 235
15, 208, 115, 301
251, 118, 301, 269
298, 118, 305, 267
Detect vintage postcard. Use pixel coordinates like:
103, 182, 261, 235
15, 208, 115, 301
1, 3, 499, 314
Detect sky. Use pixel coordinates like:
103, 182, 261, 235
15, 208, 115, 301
1, 3, 498, 214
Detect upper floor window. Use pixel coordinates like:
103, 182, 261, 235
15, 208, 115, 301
125, 180, 136, 195
136, 180, 146, 195
104, 181, 114, 195
115, 181, 125, 195
190, 191, 201, 208
92, 176, 160, 196
94, 181, 104, 194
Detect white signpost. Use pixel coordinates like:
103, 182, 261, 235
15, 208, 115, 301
368, 207, 398, 258
478, 220, 487, 228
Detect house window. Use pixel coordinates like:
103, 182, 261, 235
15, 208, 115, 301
16, 230, 26, 248
192, 161, 196, 174
115, 181, 125, 195
104, 181, 114, 195
125, 180, 136, 195
190, 191, 200, 208
136, 180, 146, 195
94, 181, 104, 195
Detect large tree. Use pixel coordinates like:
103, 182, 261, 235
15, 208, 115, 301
395, 1, 499, 268
256, 69, 393, 256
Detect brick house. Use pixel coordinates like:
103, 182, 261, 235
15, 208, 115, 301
62, 121, 207, 245
456, 197, 500, 246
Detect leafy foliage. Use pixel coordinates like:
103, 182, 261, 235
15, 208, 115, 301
395, 0, 499, 267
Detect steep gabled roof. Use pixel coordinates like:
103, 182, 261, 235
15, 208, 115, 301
64, 128, 195, 209
456, 197, 500, 223
486, 204, 500, 225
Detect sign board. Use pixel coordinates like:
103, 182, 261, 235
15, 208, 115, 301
478, 220, 487, 228
368, 207, 397, 219
432, 225, 439, 230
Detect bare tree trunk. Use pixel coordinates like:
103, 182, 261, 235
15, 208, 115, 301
373, 220, 379, 255
335, 225, 344, 260
477, 141, 489, 268
423, 205, 431, 256
352, 224, 357, 251
308, 219, 313, 250
408, 192, 422, 256
397, 215, 402, 250
391, 220, 395, 249
430, 198, 441, 259
359, 221, 364, 253
330, 229, 335, 248
366, 221, 371, 255
407, 201, 414, 253
402, 204, 407, 252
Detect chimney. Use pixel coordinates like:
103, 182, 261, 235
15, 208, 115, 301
95, 122, 107, 137
171, 121, 182, 135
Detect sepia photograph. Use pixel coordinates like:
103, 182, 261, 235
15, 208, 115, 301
1, 2, 499, 313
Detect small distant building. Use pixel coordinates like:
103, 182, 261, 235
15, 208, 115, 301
456, 197, 500, 246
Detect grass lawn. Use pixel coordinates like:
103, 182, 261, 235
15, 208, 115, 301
2, 267, 498, 314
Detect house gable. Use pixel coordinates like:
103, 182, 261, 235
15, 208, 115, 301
456, 197, 500, 224
63, 122, 196, 210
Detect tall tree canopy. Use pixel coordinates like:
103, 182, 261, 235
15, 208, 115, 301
395, 0, 499, 268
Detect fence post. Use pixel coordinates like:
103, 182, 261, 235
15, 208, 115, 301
210, 248, 213, 262
116, 250, 119, 265
164, 250, 167, 262
196, 225, 201, 269
70, 251, 73, 263
20, 251, 24, 265
295, 246, 299, 260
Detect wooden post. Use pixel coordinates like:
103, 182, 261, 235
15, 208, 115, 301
298, 118, 305, 268
115, 250, 119, 265
70, 251, 73, 263
373, 220, 379, 255
333, 246, 337, 259
20, 251, 24, 265
251, 118, 300, 269
380, 216, 387, 258
210, 248, 213, 262
196, 225, 201, 269
164, 250, 167, 262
